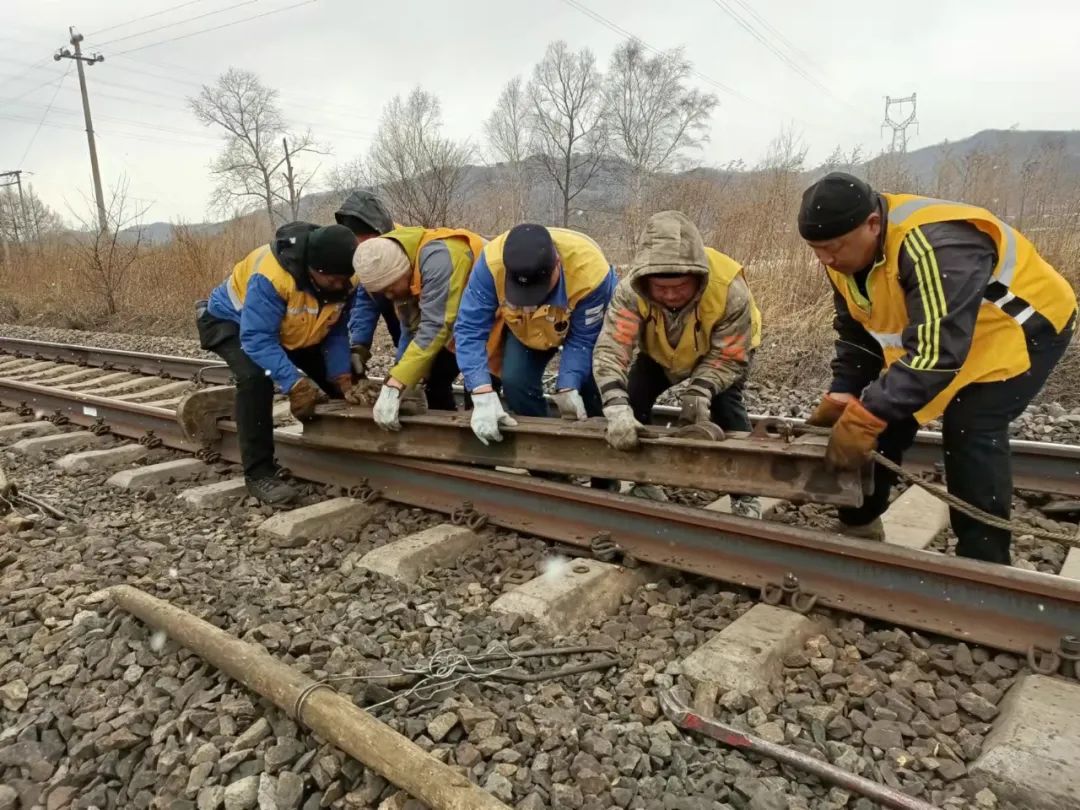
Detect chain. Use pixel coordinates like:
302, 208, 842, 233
869, 451, 1080, 547
788, 422, 1080, 548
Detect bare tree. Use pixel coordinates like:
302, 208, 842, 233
67, 178, 149, 316
324, 157, 370, 194
0, 183, 63, 248
484, 76, 531, 222
190, 68, 323, 226
527, 41, 608, 227
606, 40, 717, 246
367, 87, 473, 228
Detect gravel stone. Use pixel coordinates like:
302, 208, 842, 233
0, 680, 28, 711
224, 775, 260, 810
957, 692, 999, 722
275, 772, 305, 810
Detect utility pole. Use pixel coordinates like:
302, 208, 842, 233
0, 171, 32, 242
55, 27, 107, 232
881, 93, 919, 154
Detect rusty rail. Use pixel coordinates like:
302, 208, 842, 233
1, 337, 1077, 497
302, 404, 869, 507
1, 374, 1079, 659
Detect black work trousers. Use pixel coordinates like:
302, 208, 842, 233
377, 295, 402, 347
197, 310, 340, 480
424, 348, 463, 411
627, 353, 753, 497
839, 315, 1075, 564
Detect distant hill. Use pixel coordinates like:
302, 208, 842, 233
865, 129, 1080, 184
120, 128, 1080, 242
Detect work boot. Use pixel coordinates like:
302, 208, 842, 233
245, 475, 297, 506
628, 483, 669, 502
731, 495, 763, 519
834, 517, 885, 541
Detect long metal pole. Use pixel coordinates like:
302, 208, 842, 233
110, 586, 512, 810
69, 29, 107, 232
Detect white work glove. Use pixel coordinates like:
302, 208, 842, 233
372, 385, 401, 431
471, 391, 518, 446
552, 389, 587, 421
603, 404, 642, 451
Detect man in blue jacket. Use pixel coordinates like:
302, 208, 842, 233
196, 222, 357, 505
334, 189, 402, 377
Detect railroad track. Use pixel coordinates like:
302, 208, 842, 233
1, 335, 1079, 665
2, 332, 1080, 807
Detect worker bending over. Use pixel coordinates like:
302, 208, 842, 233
454, 223, 617, 445
335, 189, 401, 378
593, 211, 764, 517
197, 223, 358, 505
799, 172, 1076, 562
352, 226, 486, 430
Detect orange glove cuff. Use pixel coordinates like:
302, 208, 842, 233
841, 398, 887, 433
806, 393, 850, 428
826, 399, 888, 471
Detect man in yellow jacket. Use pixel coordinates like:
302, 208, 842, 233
351, 226, 485, 430
592, 211, 764, 515
799, 172, 1076, 562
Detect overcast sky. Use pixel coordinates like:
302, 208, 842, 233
4, 0, 1080, 224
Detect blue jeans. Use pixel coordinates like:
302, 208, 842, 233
497, 331, 612, 489
498, 331, 603, 417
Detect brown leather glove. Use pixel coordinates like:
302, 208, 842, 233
806, 392, 854, 428
288, 377, 324, 421
331, 373, 354, 399
825, 398, 887, 471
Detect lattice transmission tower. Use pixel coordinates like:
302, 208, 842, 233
881, 93, 919, 153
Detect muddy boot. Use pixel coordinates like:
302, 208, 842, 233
834, 516, 885, 541
245, 475, 297, 506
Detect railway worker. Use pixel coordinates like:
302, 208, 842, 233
592, 210, 764, 517
334, 189, 401, 378
197, 222, 358, 505
351, 226, 486, 430
453, 223, 618, 447
798, 172, 1077, 562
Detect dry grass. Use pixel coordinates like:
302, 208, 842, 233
2, 144, 1078, 404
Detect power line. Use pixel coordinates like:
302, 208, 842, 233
92, 0, 260, 48
0, 112, 222, 149
107, 53, 380, 124
707, 1, 836, 99
85, 0, 211, 38
0, 59, 62, 93
111, 0, 320, 57
0, 70, 70, 103
19, 65, 71, 164
728, 0, 821, 74
7, 97, 221, 142
556, 0, 747, 100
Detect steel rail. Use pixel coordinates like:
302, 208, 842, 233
2, 335, 1077, 496
0, 374, 1078, 658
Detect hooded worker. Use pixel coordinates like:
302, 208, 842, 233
196, 222, 358, 505
352, 226, 486, 431
453, 224, 617, 446
799, 172, 1076, 562
335, 189, 401, 377
592, 211, 764, 516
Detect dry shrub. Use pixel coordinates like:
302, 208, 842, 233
3, 134, 1078, 405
